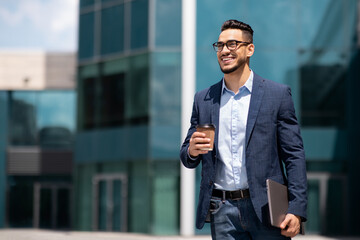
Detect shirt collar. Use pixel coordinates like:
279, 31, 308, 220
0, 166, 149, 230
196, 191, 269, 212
222, 70, 254, 95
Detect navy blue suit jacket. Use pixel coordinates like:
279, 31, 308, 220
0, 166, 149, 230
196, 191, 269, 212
180, 73, 307, 229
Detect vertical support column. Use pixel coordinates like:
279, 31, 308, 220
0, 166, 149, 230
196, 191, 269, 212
181, 0, 196, 236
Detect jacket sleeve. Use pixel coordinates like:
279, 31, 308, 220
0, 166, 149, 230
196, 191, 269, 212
180, 93, 202, 169
277, 86, 308, 221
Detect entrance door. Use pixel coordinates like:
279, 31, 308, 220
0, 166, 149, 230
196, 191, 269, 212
33, 182, 72, 229
92, 174, 128, 232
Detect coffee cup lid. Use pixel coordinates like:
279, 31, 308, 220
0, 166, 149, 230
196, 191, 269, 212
196, 124, 215, 129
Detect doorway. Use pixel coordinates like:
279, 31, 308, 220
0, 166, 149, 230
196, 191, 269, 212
33, 182, 72, 229
92, 173, 128, 232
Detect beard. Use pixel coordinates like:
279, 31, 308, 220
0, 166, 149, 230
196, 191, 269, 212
220, 64, 239, 74
218, 55, 246, 74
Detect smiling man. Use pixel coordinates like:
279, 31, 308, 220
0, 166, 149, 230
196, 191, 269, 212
180, 20, 307, 239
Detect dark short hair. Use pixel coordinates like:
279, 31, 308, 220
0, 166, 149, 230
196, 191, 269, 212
221, 19, 254, 43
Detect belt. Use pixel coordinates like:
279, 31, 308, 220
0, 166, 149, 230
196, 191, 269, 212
212, 188, 250, 200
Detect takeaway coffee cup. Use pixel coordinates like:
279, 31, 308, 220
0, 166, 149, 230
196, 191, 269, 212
196, 124, 215, 151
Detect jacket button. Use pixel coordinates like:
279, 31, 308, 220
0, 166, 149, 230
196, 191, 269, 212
209, 181, 213, 186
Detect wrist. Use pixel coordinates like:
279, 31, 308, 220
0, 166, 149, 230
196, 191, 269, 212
187, 148, 198, 160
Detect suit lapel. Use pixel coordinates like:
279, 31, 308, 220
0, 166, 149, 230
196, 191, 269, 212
246, 73, 265, 148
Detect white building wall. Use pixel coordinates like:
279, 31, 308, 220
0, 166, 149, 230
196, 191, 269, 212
45, 53, 76, 89
0, 50, 75, 90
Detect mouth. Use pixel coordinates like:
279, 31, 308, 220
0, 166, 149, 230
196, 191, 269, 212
220, 55, 236, 64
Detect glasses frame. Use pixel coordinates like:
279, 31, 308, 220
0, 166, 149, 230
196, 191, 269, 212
212, 40, 251, 52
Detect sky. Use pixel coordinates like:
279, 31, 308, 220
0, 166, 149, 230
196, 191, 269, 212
0, 0, 79, 52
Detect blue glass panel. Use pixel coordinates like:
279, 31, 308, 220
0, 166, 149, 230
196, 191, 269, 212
302, 128, 348, 160
196, 0, 247, 49
75, 126, 148, 163
196, 50, 222, 91
247, 0, 298, 49
79, 12, 95, 60
125, 54, 149, 121
9, 91, 76, 147
251, 50, 299, 85
101, 0, 118, 3
80, 0, 94, 8
150, 52, 181, 126
150, 52, 181, 159
131, 0, 148, 49
299, 0, 357, 49
101, 5, 124, 55
155, 0, 181, 47
37, 92, 76, 132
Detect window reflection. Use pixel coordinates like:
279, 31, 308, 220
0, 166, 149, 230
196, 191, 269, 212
301, 63, 346, 127
9, 91, 76, 148
79, 54, 149, 130
100, 73, 125, 127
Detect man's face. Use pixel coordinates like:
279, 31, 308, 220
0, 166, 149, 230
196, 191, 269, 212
216, 29, 254, 74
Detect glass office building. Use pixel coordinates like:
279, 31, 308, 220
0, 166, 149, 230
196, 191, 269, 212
75, 0, 360, 236
76, 0, 181, 234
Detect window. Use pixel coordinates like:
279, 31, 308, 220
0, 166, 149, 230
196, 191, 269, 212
9, 91, 76, 147
99, 73, 125, 127
83, 77, 98, 129
79, 12, 95, 60
80, 0, 95, 8
131, 0, 148, 50
101, 5, 124, 55
300, 63, 346, 127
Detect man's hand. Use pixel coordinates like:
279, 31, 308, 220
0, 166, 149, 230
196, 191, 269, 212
188, 131, 211, 157
280, 213, 301, 238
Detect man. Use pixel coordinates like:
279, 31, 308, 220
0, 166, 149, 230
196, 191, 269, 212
180, 20, 307, 239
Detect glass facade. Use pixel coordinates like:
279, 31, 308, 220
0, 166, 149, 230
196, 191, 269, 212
75, 0, 360, 236
9, 91, 76, 148
76, 0, 181, 235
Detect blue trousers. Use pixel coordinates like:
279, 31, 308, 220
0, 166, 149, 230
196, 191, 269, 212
210, 197, 291, 240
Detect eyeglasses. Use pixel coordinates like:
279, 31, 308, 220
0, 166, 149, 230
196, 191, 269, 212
212, 40, 251, 52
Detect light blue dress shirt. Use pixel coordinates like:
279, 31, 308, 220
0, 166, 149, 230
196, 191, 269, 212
214, 71, 253, 191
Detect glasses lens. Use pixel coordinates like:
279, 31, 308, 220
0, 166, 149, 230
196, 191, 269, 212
213, 42, 224, 52
227, 41, 237, 50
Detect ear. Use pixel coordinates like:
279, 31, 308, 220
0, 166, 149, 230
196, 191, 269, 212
247, 43, 255, 57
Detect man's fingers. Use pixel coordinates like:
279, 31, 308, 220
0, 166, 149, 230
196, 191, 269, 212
279, 215, 290, 229
188, 131, 211, 157
191, 131, 207, 138
280, 214, 301, 238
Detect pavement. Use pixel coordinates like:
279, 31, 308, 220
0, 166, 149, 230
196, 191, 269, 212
0, 229, 359, 240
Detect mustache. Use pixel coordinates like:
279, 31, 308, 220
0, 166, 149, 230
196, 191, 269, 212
219, 53, 236, 58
